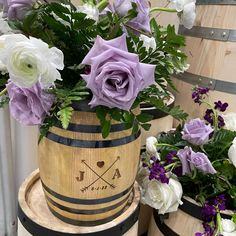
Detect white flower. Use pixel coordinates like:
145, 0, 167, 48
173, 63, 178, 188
146, 136, 160, 160
114, 1, 132, 16
0, 34, 64, 88
0, 12, 12, 34
139, 35, 156, 51
141, 177, 183, 214
228, 137, 236, 167
170, 0, 196, 29
222, 219, 236, 236
77, 4, 99, 23
222, 113, 236, 131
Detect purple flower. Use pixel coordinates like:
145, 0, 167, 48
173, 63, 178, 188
149, 161, 169, 184
177, 147, 216, 175
192, 87, 209, 104
81, 34, 155, 110
165, 151, 177, 164
213, 194, 226, 211
202, 202, 216, 222
2, 0, 35, 20
204, 109, 214, 125
182, 118, 214, 145
6, 81, 54, 125
195, 233, 202, 236
218, 115, 225, 128
113, 0, 151, 32
214, 101, 228, 112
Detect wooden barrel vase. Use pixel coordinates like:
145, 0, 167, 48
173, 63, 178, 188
138, 204, 153, 236
148, 197, 232, 236
140, 94, 175, 146
38, 103, 141, 226
173, 0, 236, 121
18, 169, 140, 236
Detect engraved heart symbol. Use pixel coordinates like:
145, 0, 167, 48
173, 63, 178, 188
97, 161, 105, 168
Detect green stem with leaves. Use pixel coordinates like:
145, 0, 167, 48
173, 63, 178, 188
155, 143, 179, 150
0, 87, 7, 97
96, 0, 109, 12
150, 7, 177, 13
216, 212, 223, 235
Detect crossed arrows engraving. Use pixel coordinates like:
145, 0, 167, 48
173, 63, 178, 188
81, 156, 120, 192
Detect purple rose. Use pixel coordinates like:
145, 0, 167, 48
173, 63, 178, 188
81, 34, 155, 110
113, 0, 151, 32
6, 81, 54, 125
1, 0, 35, 20
177, 147, 216, 175
182, 118, 213, 145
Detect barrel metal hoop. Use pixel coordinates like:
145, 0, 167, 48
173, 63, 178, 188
153, 211, 179, 236
178, 25, 236, 42
45, 193, 130, 215
196, 0, 236, 5
174, 72, 236, 95
41, 180, 133, 205
18, 202, 140, 236
46, 129, 141, 148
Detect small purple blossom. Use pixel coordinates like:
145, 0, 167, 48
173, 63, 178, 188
149, 161, 169, 184
173, 166, 183, 177
182, 118, 214, 145
192, 87, 209, 104
204, 109, 214, 125
195, 233, 202, 236
202, 202, 216, 222
165, 151, 177, 164
213, 194, 226, 211
218, 115, 225, 128
177, 147, 216, 175
214, 101, 228, 112
203, 222, 215, 236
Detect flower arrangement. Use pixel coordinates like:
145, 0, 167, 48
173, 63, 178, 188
138, 87, 236, 236
0, 0, 193, 138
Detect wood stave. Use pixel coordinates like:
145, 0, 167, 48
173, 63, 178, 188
18, 170, 140, 235
38, 110, 141, 225
173, 4, 236, 121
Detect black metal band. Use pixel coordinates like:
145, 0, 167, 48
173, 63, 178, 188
45, 194, 130, 215
153, 211, 179, 236
179, 198, 232, 220
18, 202, 140, 235
196, 0, 236, 4
174, 72, 236, 95
41, 180, 133, 205
46, 130, 141, 148
54, 122, 129, 133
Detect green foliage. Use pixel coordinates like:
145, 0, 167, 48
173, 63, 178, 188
0, 96, 9, 108
57, 106, 74, 129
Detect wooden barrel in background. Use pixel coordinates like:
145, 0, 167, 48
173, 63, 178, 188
38, 103, 141, 226
148, 197, 232, 236
18, 170, 140, 236
173, 0, 236, 121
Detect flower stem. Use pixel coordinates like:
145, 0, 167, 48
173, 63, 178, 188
124, 24, 152, 37
150, 7, 177, 13
0, 88, 7, 97
96, 0, 109, 12
216, 212, 223, 235
155, 143, 179, 150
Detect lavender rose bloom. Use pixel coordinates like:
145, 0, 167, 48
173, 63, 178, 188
182, 118, 213, 145
1, 0, 35, 20
177, 147, 216, 175
6, 81, 54, 125
81, 34, 155, 110
113, 0, 151, 32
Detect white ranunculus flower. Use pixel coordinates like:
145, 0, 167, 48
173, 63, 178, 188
146, 136, 160, 160
139, 35, 157, 51
141, 177, 183, 214
222, 219, 236, 236
0, 34, 64, 88
77, 4, 99, 23
228, 137, 236, 167
170, 0, 196, 29
222, 113, 236, 131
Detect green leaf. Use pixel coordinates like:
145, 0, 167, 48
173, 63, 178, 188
232, 213, 236, 224
136, 113, 153, 123
140, 123, 151, 131
101, 119, 111, 139
57, 106, 74, 129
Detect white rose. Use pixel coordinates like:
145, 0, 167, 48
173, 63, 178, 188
222, 113, 236, 131
141, 177, 183, 214
0, 34, 64, 88
139, 35, 157, 51
77, 4, 99, 23
170, 0, 196, 29
222, 219, 236, 236
228, 137, 236, 167
146, 136, 160, 160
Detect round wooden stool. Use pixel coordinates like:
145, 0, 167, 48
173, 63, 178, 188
18, 169, 140, 236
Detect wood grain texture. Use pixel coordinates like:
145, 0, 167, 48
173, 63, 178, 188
18, 169, 140, 235
173, 4, 236, 124
38, 110, 141, 224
